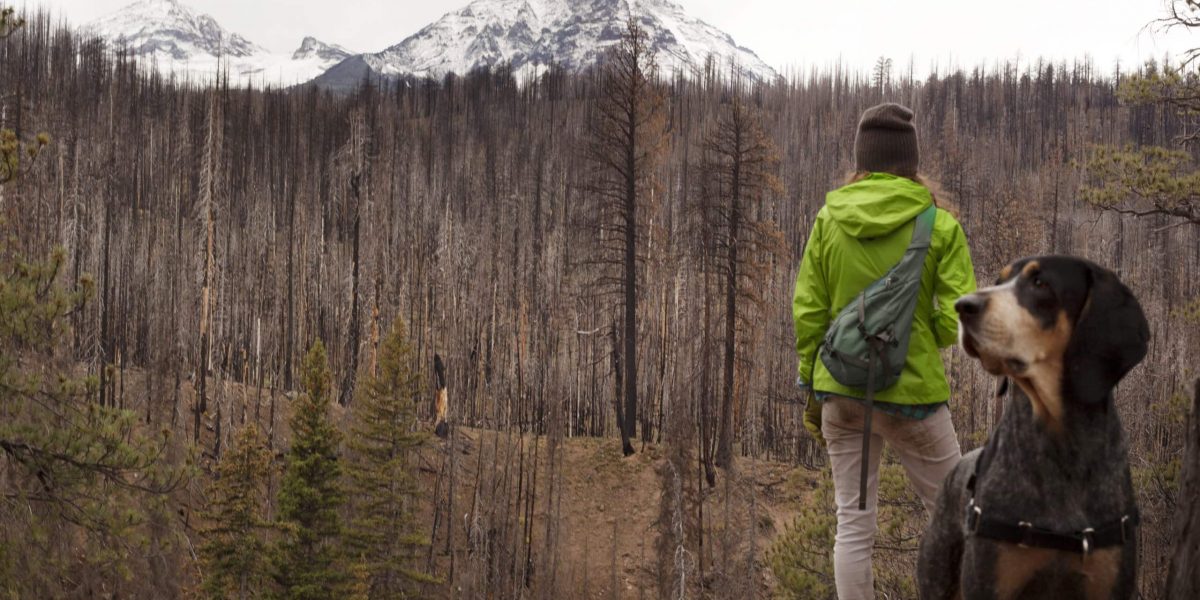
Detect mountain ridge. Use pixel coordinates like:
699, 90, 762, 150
84, 0, 778, 88
354, 0, 777, 83
85, 0, 355, 85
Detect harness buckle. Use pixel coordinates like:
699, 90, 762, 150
967, 500, 982, 534
1017, 521, 1034, 548
1081, 527, 1095, 557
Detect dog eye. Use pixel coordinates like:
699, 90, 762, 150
1031, 276, 1046, 289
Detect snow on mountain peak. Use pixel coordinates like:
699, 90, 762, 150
85, 0, 356, 86
355, 0, 777, 83
83, 0, 776, 88
292, 37, 353, 62
87, 0, 263, 59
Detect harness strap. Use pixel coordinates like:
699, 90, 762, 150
964, 386, 1139, 555
966, 503, 1138, 555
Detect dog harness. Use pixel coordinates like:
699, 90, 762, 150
964, 443, 1139, 555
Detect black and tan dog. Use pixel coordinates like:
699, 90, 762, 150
918, 256, 1149, 600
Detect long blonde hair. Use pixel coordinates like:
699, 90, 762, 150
845, 171, 960, 218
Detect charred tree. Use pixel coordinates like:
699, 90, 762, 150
702, 93, 782, 470
1167, 379, 1200, 598
434, 354, 449, 438
583, 18, 668, 456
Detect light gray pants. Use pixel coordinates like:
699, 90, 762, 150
821, 397, 962, 600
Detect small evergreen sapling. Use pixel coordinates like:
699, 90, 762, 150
271, 341, 346, 599
201, 423, 273, 599
344, 317, 436, 597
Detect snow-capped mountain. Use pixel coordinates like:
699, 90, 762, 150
292, 36, 353, 62
328, 0, 776, 85
86, 0, 262, 59
85, 0, 354, 85
84, 0, 777, 88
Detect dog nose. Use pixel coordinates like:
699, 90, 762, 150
955, 295, 987, 319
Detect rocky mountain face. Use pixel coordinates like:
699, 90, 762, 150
85, 0, 354, 85
292, 36, 353, 62
354, 0, 776, 82
85, 0, 776, 88
86, 0, 262, 60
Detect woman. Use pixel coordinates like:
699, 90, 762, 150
792, 103, 976, 600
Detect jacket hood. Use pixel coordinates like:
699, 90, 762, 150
825, 173, 933, 239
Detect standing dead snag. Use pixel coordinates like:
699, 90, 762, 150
434, 354, 449, 438
339, 170, 364, 407
700, 91, 784, 469
196, 90, 219, 445
1167, 378, 1200, 598
583, 18, 669, 456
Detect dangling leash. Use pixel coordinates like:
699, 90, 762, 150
856, 334, 892, 511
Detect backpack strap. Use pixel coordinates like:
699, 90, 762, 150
909, 205, 936, 251
853, 204, 937, 511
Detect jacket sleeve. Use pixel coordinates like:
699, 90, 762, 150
793, 217, 831, 386
932, 215, 977, 349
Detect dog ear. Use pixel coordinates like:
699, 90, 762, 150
1063, 265, 1150, 404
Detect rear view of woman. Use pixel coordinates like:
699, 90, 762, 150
792, 103, 977, 600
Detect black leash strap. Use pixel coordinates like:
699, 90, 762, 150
858, 342, 877, 511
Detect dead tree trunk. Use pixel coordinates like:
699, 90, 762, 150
284, 184, 296, 392
584, 19, 667, 457
434, 354, 449, 437
621, 138, 638, 457
195, 93, 217, 444
338, 172, 363, 406
704, 95, 782, 470
716, 154, 741, 470
1167, 378, 1200, 598
99, 195, 112, 408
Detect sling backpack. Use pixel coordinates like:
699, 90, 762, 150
818, 204, 936, 509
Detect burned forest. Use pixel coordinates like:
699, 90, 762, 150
1, 7, 1199, 599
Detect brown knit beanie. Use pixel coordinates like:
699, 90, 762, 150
854, 103, 919, 176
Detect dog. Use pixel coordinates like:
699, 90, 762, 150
918, 256, 1149, 600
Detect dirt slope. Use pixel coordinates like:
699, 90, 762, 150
417, 427, 819, 599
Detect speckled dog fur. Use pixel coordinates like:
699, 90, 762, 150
918, 256, 1149, 600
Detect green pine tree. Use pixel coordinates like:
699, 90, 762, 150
766, 458, 923, 599
345, 558, 372, 600
0, 238, 186, 595
272, 340, 346, 599
1080, 21, 1200, 230
766, 471, 836, 599
201, 423, 273, 599
0, 16, 179, 592
344, 317, 434, 597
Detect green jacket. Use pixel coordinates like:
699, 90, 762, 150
792, 173, 977, 405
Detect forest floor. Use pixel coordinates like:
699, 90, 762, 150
109, 365, 822, 598
414, 426, 821, 599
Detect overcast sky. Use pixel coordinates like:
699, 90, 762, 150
26, 0, 1199, 74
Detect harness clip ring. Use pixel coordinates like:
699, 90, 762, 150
967, 500, 982, 534
1017, 521, 1033, 548
1081, 527, 1095, 556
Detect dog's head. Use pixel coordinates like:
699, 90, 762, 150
955, 256, 1148, 429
